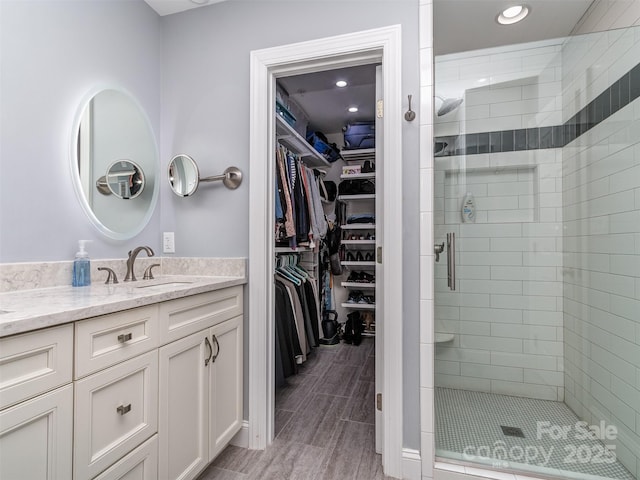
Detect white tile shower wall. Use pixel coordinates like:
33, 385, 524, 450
571, 0, 640, 37
561, 27, 640, 480
562, 26, 640, 120
435, 39, 563, 138
420, 0, 435, 478
433, 148, 564, 401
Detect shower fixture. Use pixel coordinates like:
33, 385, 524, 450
435, 95, 464, 116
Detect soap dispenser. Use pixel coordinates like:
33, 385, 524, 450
72, 240, 92, 287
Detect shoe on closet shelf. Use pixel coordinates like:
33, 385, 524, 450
346, 271, 360, 282
347, 291, 364, 303
356, 251, 364, 262
361, 272, 375, 283
364, 252, 374, 261
346, 251, 355, 261
362, 161, 376, 173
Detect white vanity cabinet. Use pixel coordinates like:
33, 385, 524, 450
158, 287, 243, 480
0, 282, 244, 480
0, 324, 74, 480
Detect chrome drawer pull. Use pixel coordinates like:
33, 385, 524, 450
116, 403, 132, 415
205, 336, 213, 366
211, 335, 220, 363
118, 333, 133, 343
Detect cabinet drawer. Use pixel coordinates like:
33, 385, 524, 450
74, 350, 158, 480
75, 305, 159, 379
159, 286, 243, 345
93, 434, 158, 480
0, 324, 73, 409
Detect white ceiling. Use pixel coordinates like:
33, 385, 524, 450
143, 0, 596, 133
143, 0, 225, 17
433, 0, 593, 55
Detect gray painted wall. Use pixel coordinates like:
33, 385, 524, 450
0, 0, 162, 262
160, 0, 421, 449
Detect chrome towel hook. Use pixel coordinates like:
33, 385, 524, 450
404, 94, 416, 121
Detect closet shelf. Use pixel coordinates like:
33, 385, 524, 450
341, 261, 376, 267
340, 172, 375, 180
341, 302, 376, 310
274, 246, 314, 253
338, 194, 376, 201
342, 240, 376, 245
341, 282, 376, 289
276, 115, 330, 168
362, 331, 376, 337
340, 223, 375, 230
341, 148, 375, 162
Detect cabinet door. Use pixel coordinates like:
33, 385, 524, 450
0, 384, 73, 480
159, 329, 210, 480
209, 315, 243, 459
74, 350, 158, 480
93, 434, 158, 480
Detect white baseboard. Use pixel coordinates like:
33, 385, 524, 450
230, 420, 250, 448
402, 448, 422, 480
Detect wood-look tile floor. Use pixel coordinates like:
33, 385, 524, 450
197, 337, 391, 480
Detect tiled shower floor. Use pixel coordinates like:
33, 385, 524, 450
435, 388, 636, 480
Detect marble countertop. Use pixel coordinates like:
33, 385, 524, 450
0, 275, 246, 337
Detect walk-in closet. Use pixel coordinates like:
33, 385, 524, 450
271, 64, 383, 467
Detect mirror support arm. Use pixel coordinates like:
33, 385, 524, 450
199, 166, 243, 190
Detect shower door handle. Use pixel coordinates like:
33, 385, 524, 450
447, 233, 456, 291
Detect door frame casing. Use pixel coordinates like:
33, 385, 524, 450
248, 24, 404, 477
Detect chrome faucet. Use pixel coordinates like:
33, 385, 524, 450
124, 246, 155, 282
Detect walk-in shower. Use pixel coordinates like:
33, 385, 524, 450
433, 24, 640, 480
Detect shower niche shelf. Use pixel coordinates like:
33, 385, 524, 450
442, 164, 539, 224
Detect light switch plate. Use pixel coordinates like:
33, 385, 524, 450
163, 232, 175, 253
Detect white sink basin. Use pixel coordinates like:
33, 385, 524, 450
135, 281, 193, 289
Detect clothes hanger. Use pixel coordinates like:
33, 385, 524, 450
275, 254, 301, 285
282, 254, 307, 282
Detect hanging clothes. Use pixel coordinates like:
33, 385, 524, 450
274, 257, 321, 382
276, 146, 296, 244
274, 279, 301, 387
275, 145, 328, 249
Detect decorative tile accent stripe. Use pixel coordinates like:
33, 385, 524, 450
435, 62, 640, 157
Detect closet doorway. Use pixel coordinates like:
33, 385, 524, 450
248, 26, 405, 478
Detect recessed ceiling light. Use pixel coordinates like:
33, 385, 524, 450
336, 80, 348, 88
348, 106, 358, 113
190, 0, 210, 4
497, 5, 529, 25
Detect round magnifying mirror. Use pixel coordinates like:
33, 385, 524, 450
97, 159, 145, 199
168, 154, 200, 197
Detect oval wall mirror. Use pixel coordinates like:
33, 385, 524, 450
71, 88, 159, 240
